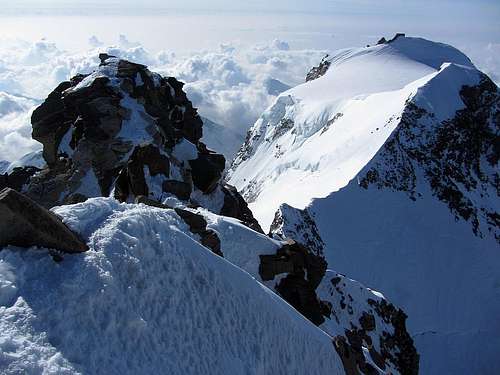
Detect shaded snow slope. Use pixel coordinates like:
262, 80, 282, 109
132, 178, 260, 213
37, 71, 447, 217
0, 198, 343, 375
228, 36, 481, 230
310, 182, 500, 375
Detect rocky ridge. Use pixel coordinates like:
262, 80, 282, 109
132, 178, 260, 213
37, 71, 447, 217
9, 54, 260, 232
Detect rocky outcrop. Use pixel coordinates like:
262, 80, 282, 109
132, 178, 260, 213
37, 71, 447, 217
0, 166, 40, 192
22, 55, 260, 231
220, 184, 263, 233
269, 203, 325, 256
321, 272, 419, 375
174, 208, 222, 256
306, 55, 331, 82
266, 203, 419, 374
0, 188, 87, 253
259, 239, 328, 325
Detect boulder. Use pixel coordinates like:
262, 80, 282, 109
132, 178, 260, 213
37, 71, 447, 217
306, 55, 331, 82
0, 188, 87, 253
189, 152, 225, 193
162, 180, 191, 200
220, 184, 263, 233
259, 239, 328, 325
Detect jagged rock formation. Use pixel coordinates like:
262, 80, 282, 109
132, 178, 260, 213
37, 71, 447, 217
265, 212, 419, 374
306, 54, 331, 82
0, 187, 87, 253
21, 55, 258, 230
321, 272, 418, 375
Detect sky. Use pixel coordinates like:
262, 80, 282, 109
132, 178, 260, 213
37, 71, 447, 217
0, 0, 498, 164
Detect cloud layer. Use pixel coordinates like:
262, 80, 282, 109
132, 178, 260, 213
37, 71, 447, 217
0, 35, 326, 163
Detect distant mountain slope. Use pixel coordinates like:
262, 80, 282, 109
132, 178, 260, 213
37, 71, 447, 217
228, 36, 500, 374
201, 116, 245, 162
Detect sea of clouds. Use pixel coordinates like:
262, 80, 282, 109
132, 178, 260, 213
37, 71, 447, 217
0, 33, 499, 166
0, 35, 326, 164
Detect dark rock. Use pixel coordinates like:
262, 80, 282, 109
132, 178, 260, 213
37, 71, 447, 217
359, 312, 376, 331
200, 229, 223, 256
333, 336, 361, 375
135, 195, 173, 209
162, 180, 191, 200
276, 274, 327, 325
0, 166, 40, 192
220, 184, 263, 233
189, 152, 225, 193
174, 208, 208, 234
377, 37, 387, 45
174, 208, 223, 256
99, 53, 116, 63
0, 188, 87, 253
306, 55, 331, 82
259, 239, 327, 325
388, 33, 406, 43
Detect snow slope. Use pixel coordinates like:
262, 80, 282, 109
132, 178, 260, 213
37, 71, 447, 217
0, 198, 344, 375
228, 37, 478, 229
200, 116, 245, 163
228, 36, 500, 374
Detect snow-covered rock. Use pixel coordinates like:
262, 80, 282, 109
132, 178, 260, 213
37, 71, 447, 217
10, 55, 260, 231
228, 36, 499, 373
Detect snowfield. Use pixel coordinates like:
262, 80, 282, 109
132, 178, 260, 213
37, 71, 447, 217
0, 198, 344, 375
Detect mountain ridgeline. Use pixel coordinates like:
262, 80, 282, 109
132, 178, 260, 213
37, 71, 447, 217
229, 36, 499, 374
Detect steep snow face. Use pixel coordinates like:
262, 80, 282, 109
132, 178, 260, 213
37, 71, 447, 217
228, 37, 480, 230
0, 198, 343, 375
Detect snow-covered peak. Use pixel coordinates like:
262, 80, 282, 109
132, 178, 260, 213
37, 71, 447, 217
228, 36, 499, 373
228, 36, 487, 230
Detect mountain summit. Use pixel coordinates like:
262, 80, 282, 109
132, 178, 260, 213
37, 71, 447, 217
228, 36, 499, 374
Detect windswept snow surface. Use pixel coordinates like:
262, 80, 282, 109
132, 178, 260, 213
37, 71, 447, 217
0, 198, 343, 375
228, 37, 479, 230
